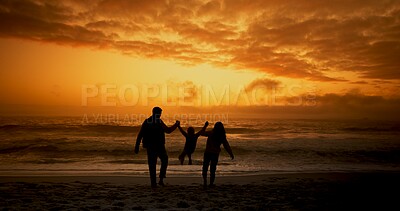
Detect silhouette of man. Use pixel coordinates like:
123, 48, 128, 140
135, 107, 179, 188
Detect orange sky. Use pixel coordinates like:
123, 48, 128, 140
0, 0, 399, 118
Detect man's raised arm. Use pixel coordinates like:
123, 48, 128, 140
161, 120, 179, 134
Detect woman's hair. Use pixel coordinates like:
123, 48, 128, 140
212, 122, 226, 141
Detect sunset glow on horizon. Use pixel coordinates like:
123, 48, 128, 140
1, 0, 399, 118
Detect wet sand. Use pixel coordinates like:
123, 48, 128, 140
1, 172, 399, 210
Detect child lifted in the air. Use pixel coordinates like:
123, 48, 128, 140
177, 121, 209, 165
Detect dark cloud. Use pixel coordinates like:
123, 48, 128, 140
232, 92, 400, 119
0, 3, 114, 47
1, 0, 400, 81
311, 92, 400, 119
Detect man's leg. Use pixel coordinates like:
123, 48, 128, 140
147, 149, 157, 188
209, 153, 219, 187
158, 147, 168, 185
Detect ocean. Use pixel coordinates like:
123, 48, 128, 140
0, 116, 399, 176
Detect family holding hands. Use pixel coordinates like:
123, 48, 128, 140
135, 107, 234, 189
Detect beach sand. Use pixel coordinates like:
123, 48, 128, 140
1, 172, 399, 210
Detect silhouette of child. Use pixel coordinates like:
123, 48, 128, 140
201, 122, 234, 189
177, 121, 209, 165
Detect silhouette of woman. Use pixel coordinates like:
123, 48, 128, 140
201, 122, 234, 188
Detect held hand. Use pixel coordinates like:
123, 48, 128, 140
205, 121, 209, 127
176, 120, 180, 126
